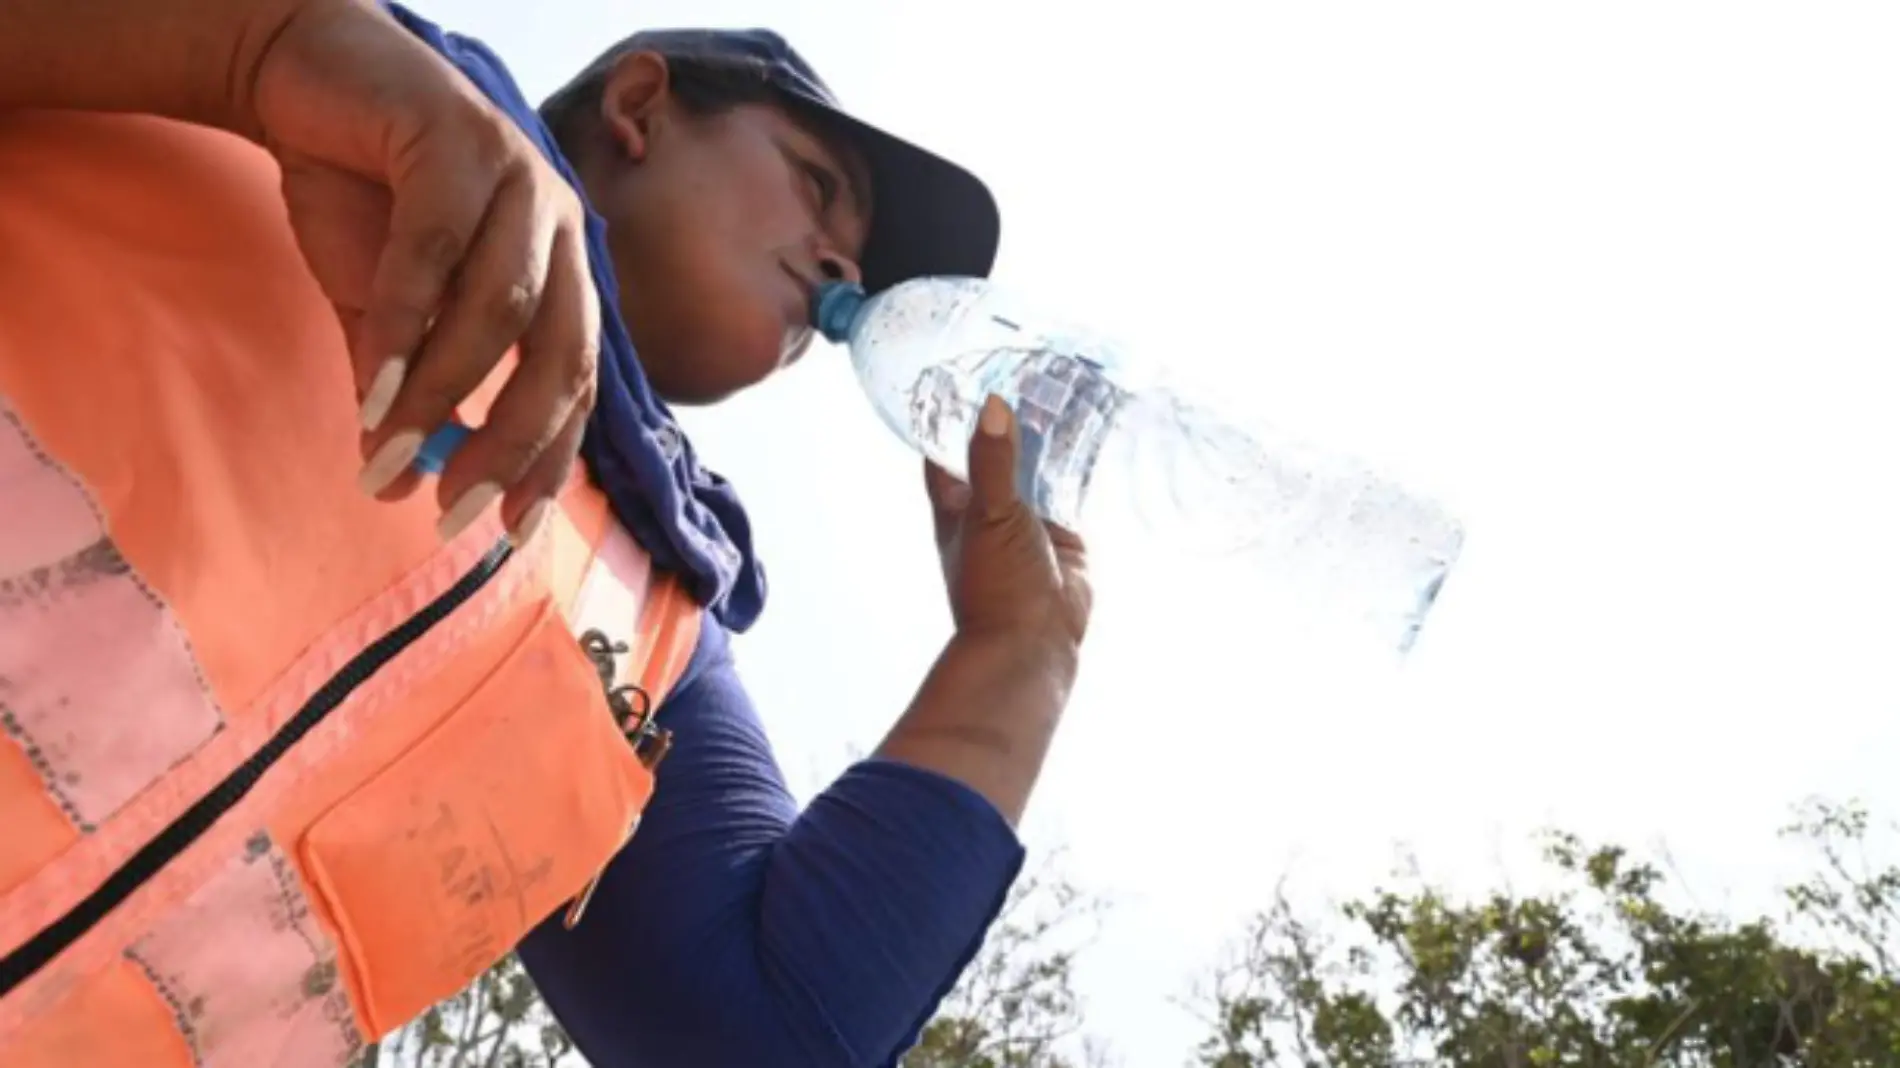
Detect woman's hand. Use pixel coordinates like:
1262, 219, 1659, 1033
3, 0, 595, 540
875, 395, 1093, 826
926, 395, 1092, 667
250, 0, 599, 544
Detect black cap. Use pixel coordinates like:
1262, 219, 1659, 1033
547, 28, 1000, 295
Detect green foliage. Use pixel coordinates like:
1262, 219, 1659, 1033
1190, 799, 1900, 1068
353, 953, 574, 1068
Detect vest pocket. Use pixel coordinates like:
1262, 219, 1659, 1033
296, 597, 653, 1038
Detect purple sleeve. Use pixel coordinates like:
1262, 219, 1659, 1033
516, 619, 1026, 1067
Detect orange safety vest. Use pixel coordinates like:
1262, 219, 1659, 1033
0, 110, 702, 1066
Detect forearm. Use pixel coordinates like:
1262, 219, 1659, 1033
0, 0, 302, 135
874, 633, 1078, 827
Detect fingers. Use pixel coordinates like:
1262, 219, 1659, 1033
498, 394, 589, 546
256, 10, 592, 544
354, 136, 504, 432
488, 228, 597, 541
433, 219, 596, 542
960, 395, 1087, 563
1043, 522, 1087, 559
363, 161, 546, 456
350, 132, 596, 544
926, 392, 1023, 552
938, 396, 1092, 647
924, 459, 970, 549
965, 394, 1024, 523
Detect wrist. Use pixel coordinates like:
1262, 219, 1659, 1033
0, 0, 307, 134
943, 627, 1081, 694
871, 629, 1080, 828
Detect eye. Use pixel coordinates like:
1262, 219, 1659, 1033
797, 157, 839, 212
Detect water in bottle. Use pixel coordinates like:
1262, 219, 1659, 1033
812, 275, 1465, 655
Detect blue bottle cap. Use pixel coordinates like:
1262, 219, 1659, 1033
812, 280, 868, 343
414, 422, 470, 475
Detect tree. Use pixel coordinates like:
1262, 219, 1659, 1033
903, 849, 1119, 1068
353, 953, 575, 1068
1189, 798, 1900, 1068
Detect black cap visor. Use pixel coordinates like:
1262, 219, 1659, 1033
800, 103, 1001, 294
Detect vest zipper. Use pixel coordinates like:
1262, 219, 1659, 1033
0, 538, 516, 998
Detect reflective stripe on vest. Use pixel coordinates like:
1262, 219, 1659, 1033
0, 111, 702, 1066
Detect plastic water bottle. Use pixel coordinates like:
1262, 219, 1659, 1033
812, 276, 1465, 655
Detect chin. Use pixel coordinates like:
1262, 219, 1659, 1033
645, 353, 779, 408
623, 324, 776, 408
652, 382, 733, 408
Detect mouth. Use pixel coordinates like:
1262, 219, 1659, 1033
779, 260, 821, 326
775, 261, 819, 366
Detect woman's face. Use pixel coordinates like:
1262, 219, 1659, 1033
579, 53, 872, 405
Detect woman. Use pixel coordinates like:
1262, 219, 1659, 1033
0, 1, 1090, 1065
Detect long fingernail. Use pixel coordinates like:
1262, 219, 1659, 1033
360, 357, 407, 432
979, 395, 1011, 437
511, 497, 553, 547
358, 430, 424, 496
438, 481, 503, 543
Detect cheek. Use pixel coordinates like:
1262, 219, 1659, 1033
601, 161, 809, 401
679, 239, 788, 348
622, 246, 788, 402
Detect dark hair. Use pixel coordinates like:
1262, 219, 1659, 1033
541, 51, 797, 158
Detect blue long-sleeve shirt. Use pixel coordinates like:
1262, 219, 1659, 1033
518, 622, 1026, 1067
382, 8, 1030, 1065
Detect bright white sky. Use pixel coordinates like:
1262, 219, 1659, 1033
422, 2, 1900, 1062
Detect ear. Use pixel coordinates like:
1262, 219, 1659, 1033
599, 51, 672, 163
